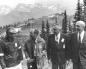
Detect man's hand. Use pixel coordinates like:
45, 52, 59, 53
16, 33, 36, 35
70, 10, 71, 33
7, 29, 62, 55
27, 58, 34, 63
48, 59, 51, 63
1, 62, 6, 69
66, 60, 69, 64
66, 59, 72, 65
0, 59, 6, 69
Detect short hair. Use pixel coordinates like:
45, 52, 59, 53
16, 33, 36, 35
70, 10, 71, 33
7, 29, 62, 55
76, 20, 85, 28
6, 27, 14, 34
30, 29, 35, 36
53, 25, 62, 30
34, 29, 39, 35
30, 29, 39, 36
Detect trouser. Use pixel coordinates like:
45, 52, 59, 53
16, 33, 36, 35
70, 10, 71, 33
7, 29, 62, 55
51, 61, 64, 69
59, 65, 63, 69
80, 61, 86, 69
52, 62, 64, 69
73, 62, 82, 69
5, 62, 22, 69
52, 63, 58, 69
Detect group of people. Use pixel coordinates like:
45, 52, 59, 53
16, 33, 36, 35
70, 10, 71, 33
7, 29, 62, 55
24, 29, 46, 69
0, 27, 46, 69
0, 20, 86, 69
47, 20, 86, 69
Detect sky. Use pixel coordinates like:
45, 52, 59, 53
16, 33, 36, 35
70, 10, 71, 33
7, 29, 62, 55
0, 0, 84, 14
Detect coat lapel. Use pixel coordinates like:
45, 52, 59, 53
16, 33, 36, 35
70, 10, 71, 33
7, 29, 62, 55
59, 33, 62, 42
82, 31, 86, 43
73, 33, 79, 47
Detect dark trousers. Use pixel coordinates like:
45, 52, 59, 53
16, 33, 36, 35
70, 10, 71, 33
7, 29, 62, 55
73, 62, 82, 69
52, 62, 64, 69
80, 61, 86, 69
59, 65, 63, 69
52, 62, 58, 69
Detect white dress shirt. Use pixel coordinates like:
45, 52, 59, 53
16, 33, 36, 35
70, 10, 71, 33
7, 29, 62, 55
78, 30, 85, 43
55, 32, 61, 44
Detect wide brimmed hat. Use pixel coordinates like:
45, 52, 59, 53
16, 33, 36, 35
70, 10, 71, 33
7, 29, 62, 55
6, 27, 21, 34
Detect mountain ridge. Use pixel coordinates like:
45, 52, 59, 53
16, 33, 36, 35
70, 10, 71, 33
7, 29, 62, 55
0, 3, 72, 26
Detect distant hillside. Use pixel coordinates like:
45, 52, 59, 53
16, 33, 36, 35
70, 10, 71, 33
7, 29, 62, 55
0, 3, 74, 27
0, 3, 55, 26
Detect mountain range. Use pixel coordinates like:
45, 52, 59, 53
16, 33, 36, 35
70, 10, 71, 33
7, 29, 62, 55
0, 3, 72, 26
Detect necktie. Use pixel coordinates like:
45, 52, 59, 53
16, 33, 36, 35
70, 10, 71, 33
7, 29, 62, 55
78, 33, 81, 43
55, 35, 58, 42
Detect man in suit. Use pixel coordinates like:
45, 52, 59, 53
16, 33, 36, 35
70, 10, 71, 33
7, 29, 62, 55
24, 29, 39, 69
68, 20, 86, 69
47, 25, 66, 69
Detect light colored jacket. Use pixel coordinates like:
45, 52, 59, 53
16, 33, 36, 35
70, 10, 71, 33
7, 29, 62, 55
34, 35, 46, 57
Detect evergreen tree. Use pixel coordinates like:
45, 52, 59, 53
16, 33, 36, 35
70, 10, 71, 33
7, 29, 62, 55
69, 20, 72, 32
46, 20, 50, 45
83, 0, 86, 30
41, 20, 45, 39
62, 10, 67, 33
74, 0, 82, 21
46, 20, 50, 36
83, 0, 86, 22
80, 4, 84, 21
84, 0, 86, 6
73, 0, 83, 31
55, 16, 57, 24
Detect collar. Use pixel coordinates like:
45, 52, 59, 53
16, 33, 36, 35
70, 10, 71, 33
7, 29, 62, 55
58, 32, 60, 39
55, 32, 61, 43
79, 30, 85, 43
55, 32, 61, 37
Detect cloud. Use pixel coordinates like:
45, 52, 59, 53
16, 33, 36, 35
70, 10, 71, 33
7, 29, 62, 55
48, 5, 57, 11
0, 0, 83, 15
0, 0, 35, 8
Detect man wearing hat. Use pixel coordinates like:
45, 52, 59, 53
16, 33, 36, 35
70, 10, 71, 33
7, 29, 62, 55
68, 20, 86, 69
47, 25, 66, 69
0, 27, 23, 69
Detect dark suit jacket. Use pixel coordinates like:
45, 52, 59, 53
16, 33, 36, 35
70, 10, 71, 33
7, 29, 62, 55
47, 33, 66, 64
69, 32, 80, 63
65, 33, 73, 60
24, 37, 35, 59
69, 31, 86, 64
79, 31, 86, 64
